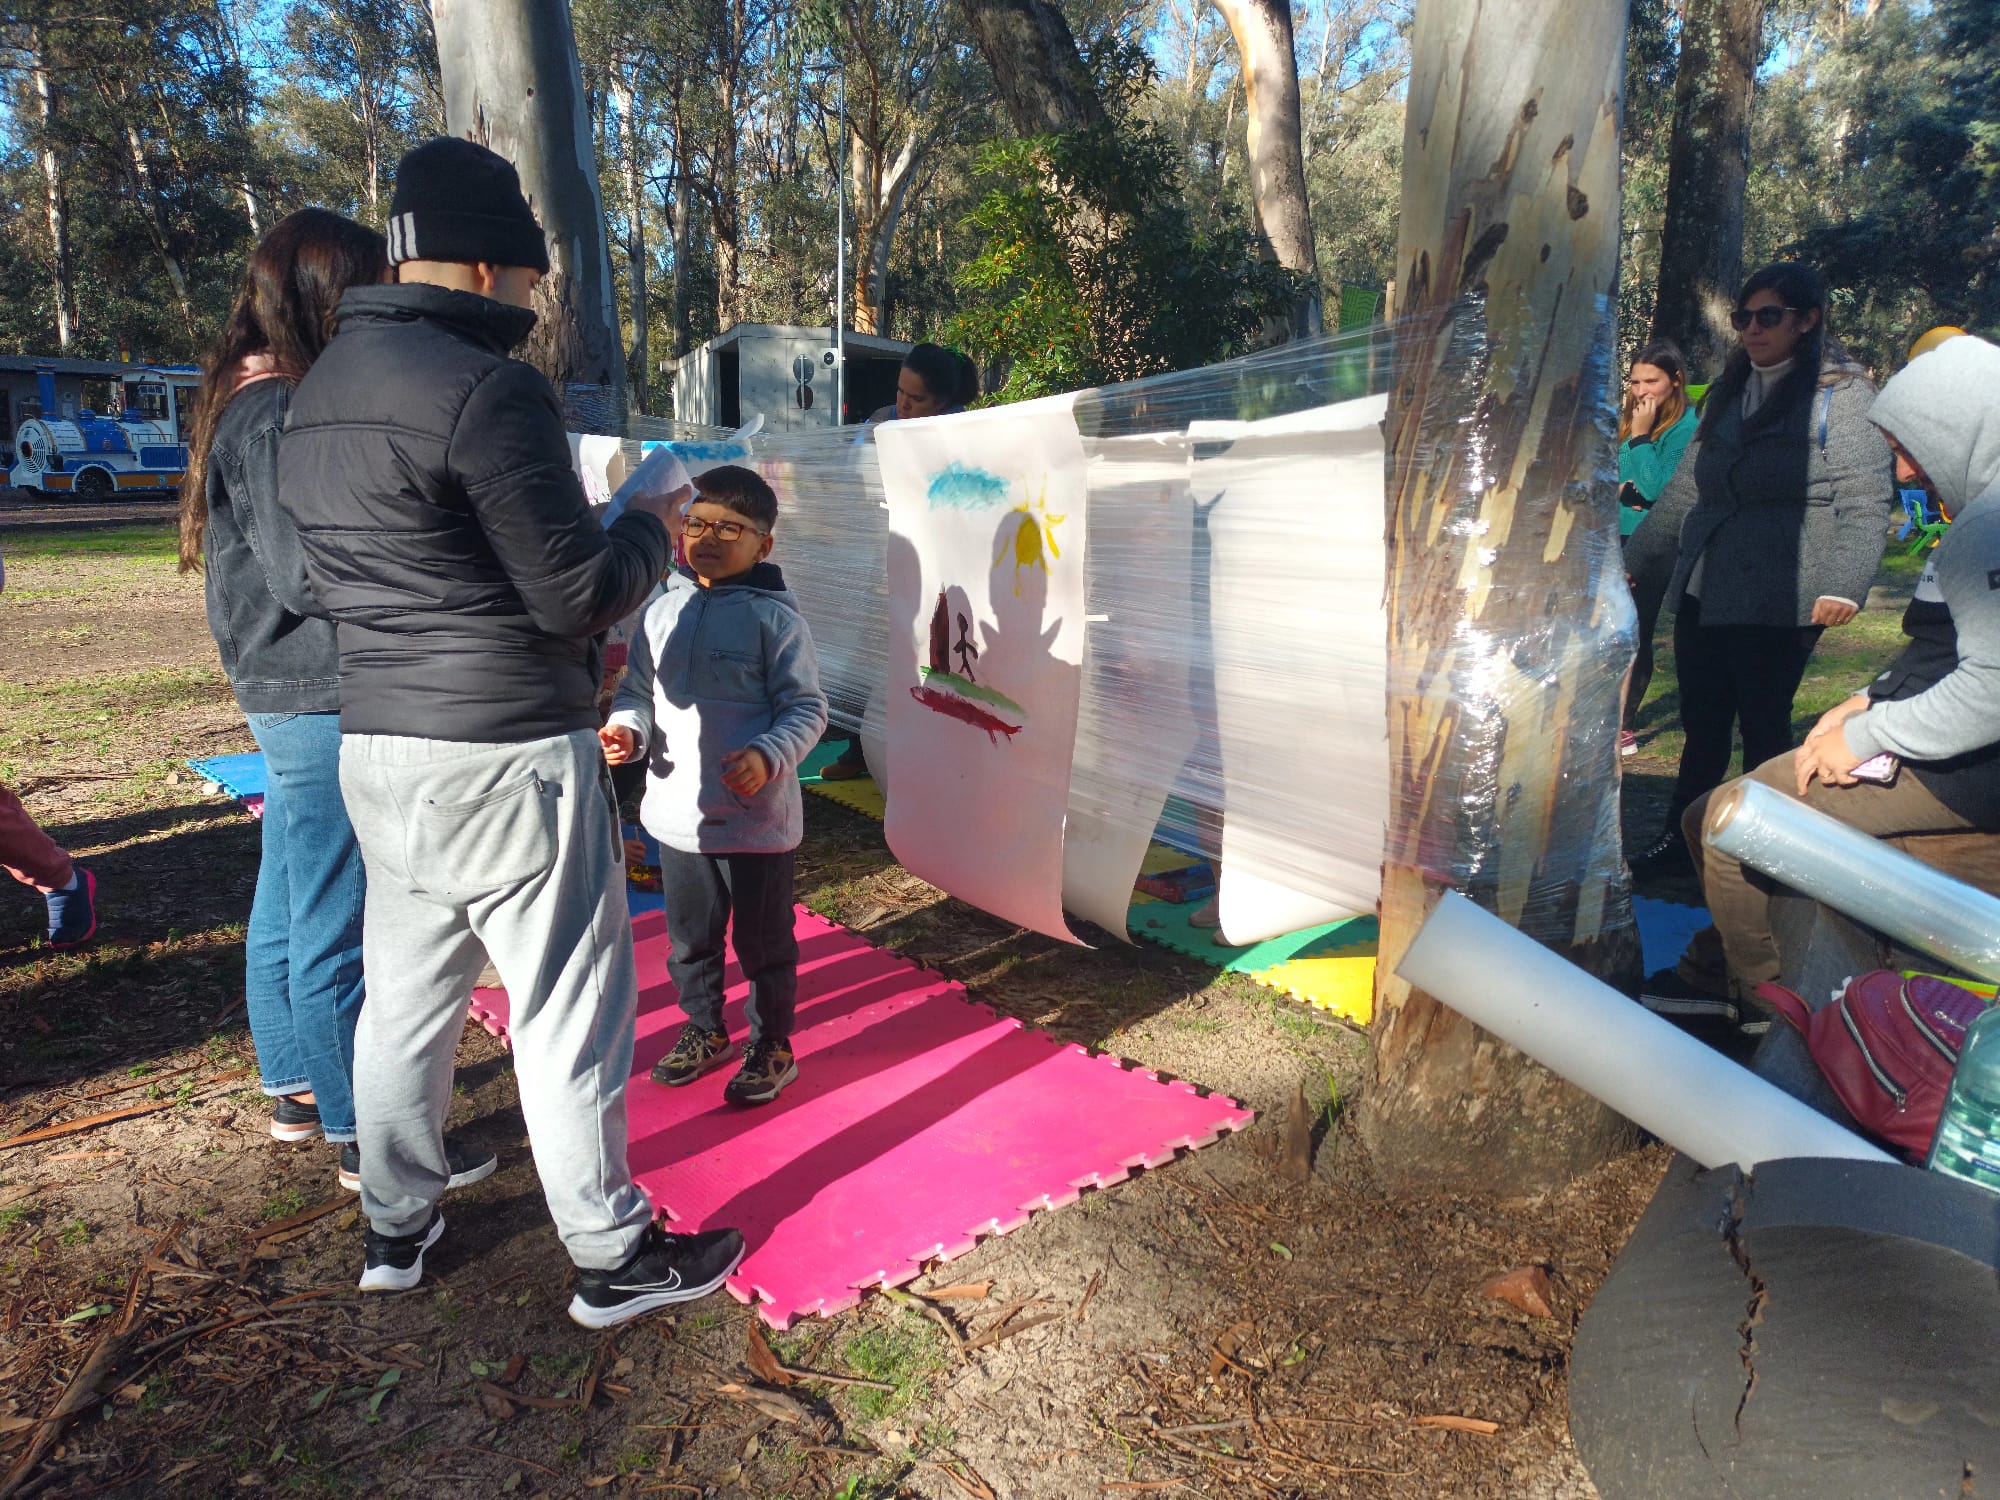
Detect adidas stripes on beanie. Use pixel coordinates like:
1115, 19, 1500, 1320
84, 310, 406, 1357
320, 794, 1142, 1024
385, 137, 550, 274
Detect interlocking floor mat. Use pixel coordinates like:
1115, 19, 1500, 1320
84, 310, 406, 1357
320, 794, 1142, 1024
187, 753, 265, 818
467, 901, 1253, 1328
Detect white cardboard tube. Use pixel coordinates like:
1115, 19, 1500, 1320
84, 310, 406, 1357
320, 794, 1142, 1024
1707, 778, 2000, 983
1396, 890, 1894, 1170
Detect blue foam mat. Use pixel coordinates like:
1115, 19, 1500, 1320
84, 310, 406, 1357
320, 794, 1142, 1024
187, 752, 267, 799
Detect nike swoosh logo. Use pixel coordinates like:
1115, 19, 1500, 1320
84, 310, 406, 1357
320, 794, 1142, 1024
610, 1273, 682, 1293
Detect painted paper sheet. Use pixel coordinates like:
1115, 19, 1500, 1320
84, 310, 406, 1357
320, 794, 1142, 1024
1061, 432, 1198, 939
1195, 394, 1390, 945
877, 394, 1088, 944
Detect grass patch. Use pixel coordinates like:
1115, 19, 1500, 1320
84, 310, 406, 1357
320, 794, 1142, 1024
0, 523, 177, 562
840, 1307, 950, 1423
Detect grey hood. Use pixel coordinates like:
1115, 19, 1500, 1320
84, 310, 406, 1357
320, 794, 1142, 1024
1869, 335, 2000, 517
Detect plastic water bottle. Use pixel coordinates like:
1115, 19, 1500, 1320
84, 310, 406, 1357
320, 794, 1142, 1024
1927, 1007, 2000, 1193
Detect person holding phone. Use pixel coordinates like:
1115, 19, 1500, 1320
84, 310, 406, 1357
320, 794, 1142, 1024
1642, 335, 2000, 1024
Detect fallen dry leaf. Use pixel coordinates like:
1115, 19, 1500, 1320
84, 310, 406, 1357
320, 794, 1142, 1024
923, 1281, 992, 1301
1481, 1265, 1554, 1319
1414, 1414, 1500, 1435
745, 1321, 794, 1387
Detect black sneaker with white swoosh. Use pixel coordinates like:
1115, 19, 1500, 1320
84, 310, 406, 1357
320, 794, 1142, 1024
567, 1222, 746, 1329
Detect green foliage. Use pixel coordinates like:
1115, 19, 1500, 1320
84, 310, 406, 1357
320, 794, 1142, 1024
949, 123, 1302, 402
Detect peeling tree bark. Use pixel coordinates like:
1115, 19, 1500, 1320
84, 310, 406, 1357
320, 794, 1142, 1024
1362, 0, 1641, 1196
1213, 0, 1322, 336
958, 0, 1105, 136
1648, 0, 1766, 380
434, 0, 626, 420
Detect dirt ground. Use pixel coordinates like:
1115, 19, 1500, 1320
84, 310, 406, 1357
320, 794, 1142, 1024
0, 519, 1670, 1500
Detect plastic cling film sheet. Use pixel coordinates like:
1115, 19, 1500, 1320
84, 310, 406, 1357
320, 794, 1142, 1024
572, 322, 1634, 949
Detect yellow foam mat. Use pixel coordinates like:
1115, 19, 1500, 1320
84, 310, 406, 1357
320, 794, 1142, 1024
1251, 952, 1376, 1024
807, 775, 887, 819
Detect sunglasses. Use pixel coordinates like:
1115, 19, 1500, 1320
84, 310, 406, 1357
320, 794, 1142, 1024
1730, 306, 1803, 331
681, 515, 767, 543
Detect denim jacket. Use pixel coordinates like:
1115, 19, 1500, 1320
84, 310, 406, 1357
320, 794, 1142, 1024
201, 379, 341, 714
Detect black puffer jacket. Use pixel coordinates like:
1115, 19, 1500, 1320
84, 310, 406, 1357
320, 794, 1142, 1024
278, 284, 669, 741
200, 377, 340, 714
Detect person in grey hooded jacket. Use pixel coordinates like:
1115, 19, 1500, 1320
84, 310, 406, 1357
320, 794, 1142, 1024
603, 465, 828, 1108
1642, 333, 2000, 1022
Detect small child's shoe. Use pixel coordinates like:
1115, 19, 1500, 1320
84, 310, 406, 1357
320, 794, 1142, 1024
652, 1026, 732, 1087
724, 1037, 797, 1107
45, 868, 97, 949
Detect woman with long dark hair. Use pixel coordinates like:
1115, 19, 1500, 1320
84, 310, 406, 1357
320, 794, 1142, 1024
181, 209, 388, 1182
1617, 340, 1698, 755
1630, 262, 1894, 874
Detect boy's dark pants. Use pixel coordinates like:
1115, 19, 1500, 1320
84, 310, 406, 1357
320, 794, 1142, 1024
659, 847, 798, 1041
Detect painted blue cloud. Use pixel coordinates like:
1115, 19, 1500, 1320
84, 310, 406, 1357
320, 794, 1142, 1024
926, 461, 1011, 510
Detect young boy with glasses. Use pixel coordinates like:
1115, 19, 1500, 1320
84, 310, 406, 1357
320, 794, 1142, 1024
601, 466, 828, 1105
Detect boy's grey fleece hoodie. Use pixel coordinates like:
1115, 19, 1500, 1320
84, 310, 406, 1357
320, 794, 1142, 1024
609, 562, 828, 855
1845, 337, 2000, 789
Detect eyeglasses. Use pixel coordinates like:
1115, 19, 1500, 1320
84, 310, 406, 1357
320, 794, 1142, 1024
681, 515, 767, 542
1730, 306, 1803, 331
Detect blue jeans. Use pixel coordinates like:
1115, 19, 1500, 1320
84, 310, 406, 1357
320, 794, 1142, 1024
245, 712, 365, 1141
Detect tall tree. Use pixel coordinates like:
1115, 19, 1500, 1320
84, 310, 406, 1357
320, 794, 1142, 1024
433, 0, 627, 420
1212, 0, 1321, 335
959, 0, 1105, 136
1362, 0, 1640, 1195
26, 26, 76, 350
1648, 0, 1766, 380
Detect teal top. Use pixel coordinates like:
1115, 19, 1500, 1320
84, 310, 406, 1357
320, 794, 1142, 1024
1617, 407, 1697, 537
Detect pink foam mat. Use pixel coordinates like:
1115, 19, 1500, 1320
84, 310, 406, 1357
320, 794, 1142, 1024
468, 903, 1254, 1328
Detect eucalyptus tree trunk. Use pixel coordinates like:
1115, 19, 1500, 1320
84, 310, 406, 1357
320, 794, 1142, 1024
1648, 0, 1766, 381
610, 62, 649, 414
958, 0, 1106, 135
1361, 0, 1641, 1196
29, 28, 75, 351
851, 132, 924, 336
1213, 0, 1322, 337
433, 0, 626, 420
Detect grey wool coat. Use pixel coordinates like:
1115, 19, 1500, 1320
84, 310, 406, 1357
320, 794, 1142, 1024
1624, 361, 1895, 628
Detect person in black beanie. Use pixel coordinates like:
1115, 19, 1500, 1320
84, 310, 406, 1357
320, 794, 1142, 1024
277, 136, 745, 1325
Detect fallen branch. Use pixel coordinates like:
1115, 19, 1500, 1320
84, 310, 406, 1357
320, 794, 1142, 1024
0, 1221, 180, 1499
1075, 1269, 1102, 1323
1412, 1414, 1499, 1435
962, 1309, 1063, 1353
928, 1457, 998, 1499
78, 1061, 206, 1101
775, 1364, 895, 1393
882, 1286, 967, 1363
333, 1411, 446, 1467
0, 1102, 175, 1150
250, 1197, 349, 1242
435, 1446, 560, 1478
477, 1380, 578, 1412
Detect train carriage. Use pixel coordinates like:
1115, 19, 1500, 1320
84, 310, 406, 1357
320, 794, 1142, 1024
9, 364, 201, 497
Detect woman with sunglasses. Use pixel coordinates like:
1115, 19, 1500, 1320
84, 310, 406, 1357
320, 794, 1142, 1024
1616, 340, 1698, 756
1630, 261, 1895, 872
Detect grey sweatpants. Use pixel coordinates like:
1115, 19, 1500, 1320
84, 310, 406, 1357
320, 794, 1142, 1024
338, 729, 652, 1269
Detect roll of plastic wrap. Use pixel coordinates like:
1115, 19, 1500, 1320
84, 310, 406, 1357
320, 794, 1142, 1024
1397, 890, 1895, 1170
1707, 779, 2000, 983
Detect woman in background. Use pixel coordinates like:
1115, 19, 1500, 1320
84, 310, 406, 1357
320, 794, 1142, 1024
1630, 261, 1894, 871
1616, 340, 1698, 756
825, 343, 980, 782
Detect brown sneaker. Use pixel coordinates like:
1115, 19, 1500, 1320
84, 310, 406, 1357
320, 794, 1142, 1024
652, 1026, 732, 1087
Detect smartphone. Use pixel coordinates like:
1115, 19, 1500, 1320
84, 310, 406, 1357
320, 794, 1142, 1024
1850, 752, 1899, 785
